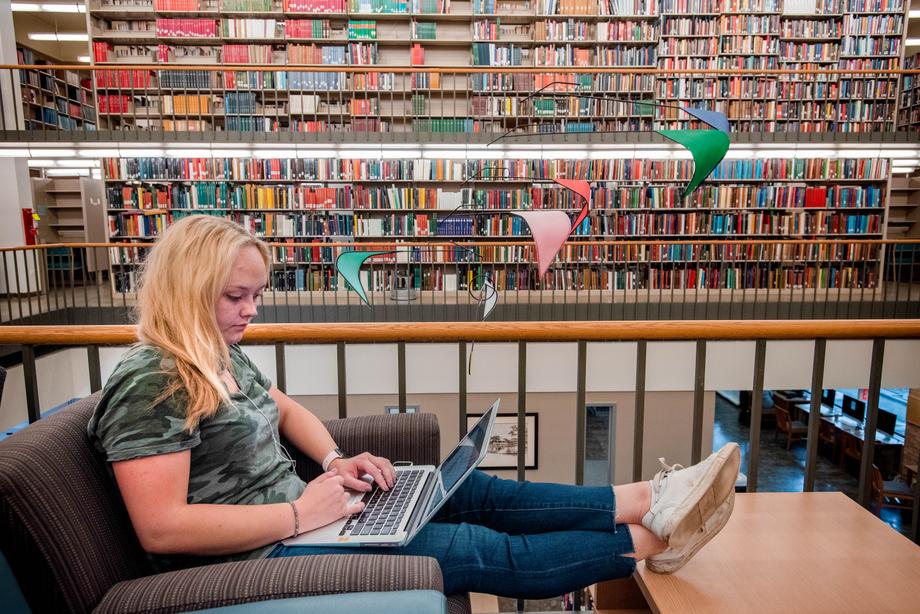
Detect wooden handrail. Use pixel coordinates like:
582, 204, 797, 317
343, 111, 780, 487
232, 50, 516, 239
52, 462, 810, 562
3, 64, 918, 76
2, 320, 920, 345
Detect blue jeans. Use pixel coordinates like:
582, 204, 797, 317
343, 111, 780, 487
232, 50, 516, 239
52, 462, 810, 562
269, 470, 636, 598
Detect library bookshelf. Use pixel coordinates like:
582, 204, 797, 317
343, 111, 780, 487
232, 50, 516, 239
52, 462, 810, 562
16, 47, 96, 131
898, 53, 919, 132
73, 0, 912, 298
100, 154, 893, 295
83, 0, 908, 133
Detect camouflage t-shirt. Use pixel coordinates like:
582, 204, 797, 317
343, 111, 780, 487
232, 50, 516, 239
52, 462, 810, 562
87, 343, 306, 565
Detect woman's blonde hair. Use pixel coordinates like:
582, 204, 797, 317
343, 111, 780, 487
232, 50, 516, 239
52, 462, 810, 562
135, 215, 270, 430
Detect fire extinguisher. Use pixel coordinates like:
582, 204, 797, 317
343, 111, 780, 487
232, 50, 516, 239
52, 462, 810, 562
21, 208, 39, 245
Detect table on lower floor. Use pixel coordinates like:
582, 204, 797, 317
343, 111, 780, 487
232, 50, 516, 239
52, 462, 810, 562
633, 492, 920, 614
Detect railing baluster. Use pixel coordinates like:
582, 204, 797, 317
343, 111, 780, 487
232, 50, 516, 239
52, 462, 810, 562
857, 338, 885, 508
748, 339, 767, 493
275, 342, 286, 394
336, 341, 347, 419
397, 341, 406, 413
22, 344, 40, 423
633, 340, 647, 482
575, 340, 587, 485
87, 344, 102, 393
803, 339, 826, 492
692, 340, 706, 465
517, 340, 527, 483
458, 341, 467, 438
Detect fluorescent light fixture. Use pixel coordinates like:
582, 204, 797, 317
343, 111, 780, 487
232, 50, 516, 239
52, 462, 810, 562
589, 149, 637, 160
27, 160, 57, 168
837, 148, 882, 158
423, 150, 469, 159
77, 55, 91, 63
57, 159, 99, 168
165, 149, 212, 158
78, 149, 120, 158
41, 2, 86, 12
209, 149, 251, 158
541, 149, 586, 159
504, 149, 545, 160
47, 168, 90, 177
13, 3, 86, 12
296, 149, 337, 159
795, 149, 837, 158
253, 149, 297, 159
381, 149, 421, 159
29, 148, 76, 157
338, 149, 382, 159
468, 149, 505, 159
724, 149, 756, 160
906, 38, 920, 46
0, 149, 30, 157
28, 32, 89, 42
755, 149, 798, 159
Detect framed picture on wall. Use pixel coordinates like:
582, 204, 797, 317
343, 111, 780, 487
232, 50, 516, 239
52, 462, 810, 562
466, 412, 538, 470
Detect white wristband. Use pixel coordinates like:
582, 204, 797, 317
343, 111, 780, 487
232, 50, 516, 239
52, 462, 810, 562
322, 449, 343, 472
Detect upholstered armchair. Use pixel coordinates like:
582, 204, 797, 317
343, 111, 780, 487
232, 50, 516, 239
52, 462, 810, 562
0, 393, 470, 614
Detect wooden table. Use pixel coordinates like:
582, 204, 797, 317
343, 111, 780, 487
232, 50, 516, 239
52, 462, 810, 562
635, 492, 920, 614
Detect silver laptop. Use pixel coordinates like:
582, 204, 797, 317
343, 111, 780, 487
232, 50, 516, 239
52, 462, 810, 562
283, 399, 499, 547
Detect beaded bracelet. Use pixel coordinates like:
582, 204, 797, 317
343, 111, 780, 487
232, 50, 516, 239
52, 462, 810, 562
289, 501, 300, 537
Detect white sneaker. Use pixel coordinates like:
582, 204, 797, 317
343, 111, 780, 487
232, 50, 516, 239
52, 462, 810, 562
645, 491, 735, 574
640, 442, 740, 549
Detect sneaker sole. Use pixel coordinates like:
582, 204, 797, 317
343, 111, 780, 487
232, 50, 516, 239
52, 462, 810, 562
667, 442, 740, 549
646, 491, 735, 574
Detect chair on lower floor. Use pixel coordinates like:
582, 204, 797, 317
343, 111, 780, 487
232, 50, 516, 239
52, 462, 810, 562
774, 407, 807, 449
0, 393, 471, 614
870, 465, 915, 514
818, 419, 837, 461
841, 436, 862, 472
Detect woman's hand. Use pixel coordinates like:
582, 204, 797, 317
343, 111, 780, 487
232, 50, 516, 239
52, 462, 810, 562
330, 452, 397, 492
294, 469, 364, 533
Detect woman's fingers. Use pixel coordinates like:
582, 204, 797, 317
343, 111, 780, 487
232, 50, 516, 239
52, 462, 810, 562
310, 468, 338, 484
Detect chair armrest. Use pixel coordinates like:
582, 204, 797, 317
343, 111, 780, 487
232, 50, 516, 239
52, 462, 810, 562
284, 413, 440, 483
94, 554, 444, 614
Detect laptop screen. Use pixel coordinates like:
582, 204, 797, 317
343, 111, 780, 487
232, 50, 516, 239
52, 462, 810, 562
419, 400, 498, 524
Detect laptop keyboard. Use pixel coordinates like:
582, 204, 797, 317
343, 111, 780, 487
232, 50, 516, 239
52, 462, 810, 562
340, 469, 424, 537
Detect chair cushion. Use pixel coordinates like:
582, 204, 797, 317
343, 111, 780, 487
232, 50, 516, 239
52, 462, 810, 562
191, 590, 446, 614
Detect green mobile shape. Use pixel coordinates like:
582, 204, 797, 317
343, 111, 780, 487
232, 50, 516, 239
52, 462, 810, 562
335, 250, 389, 306
657, 129, 730, 198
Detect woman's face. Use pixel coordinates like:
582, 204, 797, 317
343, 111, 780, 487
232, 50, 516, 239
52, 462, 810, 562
216, 245, 267, 345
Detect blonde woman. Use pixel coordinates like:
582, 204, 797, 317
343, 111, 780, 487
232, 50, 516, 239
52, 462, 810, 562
89, 215, 741, 598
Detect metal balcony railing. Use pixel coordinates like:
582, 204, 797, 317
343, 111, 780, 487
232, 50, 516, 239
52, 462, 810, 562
1, 239, 918, 324
2, 65, 920, 141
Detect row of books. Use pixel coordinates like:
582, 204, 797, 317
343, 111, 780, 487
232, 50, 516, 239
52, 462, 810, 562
102, 157, 891, 183
103, 183, 887, 212
107, 239, 884, 268
108, 261, 879, 294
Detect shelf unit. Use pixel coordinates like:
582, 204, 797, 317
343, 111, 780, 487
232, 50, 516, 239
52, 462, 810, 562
836, 0, 904, 133
887, 174, 919, 238
897, 52, 919, 131
84, 0, 908, 133
31, 177, 111, 276
16, 46, 97, 131
100, 154, 891, 293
